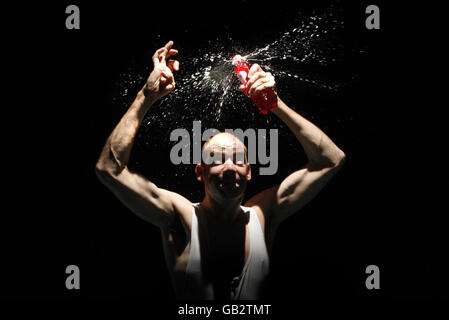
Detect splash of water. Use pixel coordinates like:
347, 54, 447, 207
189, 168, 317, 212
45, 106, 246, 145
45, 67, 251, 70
116, 6, 353, 158
111, 6, 358, 195
115, 7, 346, 125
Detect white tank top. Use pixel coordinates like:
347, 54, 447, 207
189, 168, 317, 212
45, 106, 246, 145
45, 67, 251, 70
181, 203, 270, 300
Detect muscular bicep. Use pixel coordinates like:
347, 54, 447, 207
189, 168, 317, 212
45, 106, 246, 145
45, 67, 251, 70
273, 164, 342, 222
96, 167, 189, 228
247, 163, 342, 225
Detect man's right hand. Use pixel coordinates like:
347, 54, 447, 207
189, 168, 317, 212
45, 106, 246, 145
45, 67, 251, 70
143, 41, 180, 102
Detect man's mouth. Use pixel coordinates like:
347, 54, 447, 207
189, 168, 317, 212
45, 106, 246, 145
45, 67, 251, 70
218, 179, 239, 189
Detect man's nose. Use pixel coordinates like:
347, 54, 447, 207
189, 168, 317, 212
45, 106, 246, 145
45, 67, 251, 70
223, 158, 236, 170
223, 165, 237, 180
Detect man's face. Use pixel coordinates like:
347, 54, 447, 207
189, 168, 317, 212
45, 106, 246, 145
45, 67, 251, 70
196, 133, 251, 202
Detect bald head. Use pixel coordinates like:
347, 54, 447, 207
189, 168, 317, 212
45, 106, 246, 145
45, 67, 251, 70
202, 132, 248, 165
196, 132, 252, 201
204, 132, 244, 150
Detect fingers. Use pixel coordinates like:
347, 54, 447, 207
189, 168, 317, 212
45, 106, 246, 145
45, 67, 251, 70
160, 41, 176, 64
245, 69, 276, 96
163, 40, 174, 51
166, 49, 178, 61
248, 78, 270, 96
161, 68, 174, 83
152, 40, 178, 66
248, 63, 263, 78
246, 64, 266, 91
245, 72, 265, 91
152, 48, 166, 65
167, 59, 180, 72
161, 67, 176, 91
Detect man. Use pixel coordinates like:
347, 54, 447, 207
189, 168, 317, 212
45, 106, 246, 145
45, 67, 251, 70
95, 41, 345, 299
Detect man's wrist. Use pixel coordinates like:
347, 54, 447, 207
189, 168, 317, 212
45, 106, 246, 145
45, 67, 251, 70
138, 89, 157, 108
272, 97, 285, 115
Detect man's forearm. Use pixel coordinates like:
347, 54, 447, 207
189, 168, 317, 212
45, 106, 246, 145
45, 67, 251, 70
273, 98, 345, 169
96, 90, 154, 175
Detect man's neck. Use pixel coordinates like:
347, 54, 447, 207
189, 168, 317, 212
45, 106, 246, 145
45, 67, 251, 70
200, 194, 243, 223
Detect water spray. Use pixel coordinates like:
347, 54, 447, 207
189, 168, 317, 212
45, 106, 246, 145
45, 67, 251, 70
232, 55, 277, 115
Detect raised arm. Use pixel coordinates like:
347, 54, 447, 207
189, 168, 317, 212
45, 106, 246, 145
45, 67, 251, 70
244, 64, 345, 227
95, 41, 190, 228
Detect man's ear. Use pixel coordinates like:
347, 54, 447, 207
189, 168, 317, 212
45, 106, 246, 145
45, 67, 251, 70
195, 163, 203, 182
246, 164, 252, 181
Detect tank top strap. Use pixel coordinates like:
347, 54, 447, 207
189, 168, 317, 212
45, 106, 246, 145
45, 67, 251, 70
182, 203, 214, 299
231, 205, 270, 300
186, 203, 201, 277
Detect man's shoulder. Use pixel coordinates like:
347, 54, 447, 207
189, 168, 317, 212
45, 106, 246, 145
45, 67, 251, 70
166, 190, 194, 230
244, 186, 278, 214
242, 203, 266, 232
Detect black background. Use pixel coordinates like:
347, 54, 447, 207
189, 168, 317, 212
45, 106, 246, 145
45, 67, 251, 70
1, 0, 447, 314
